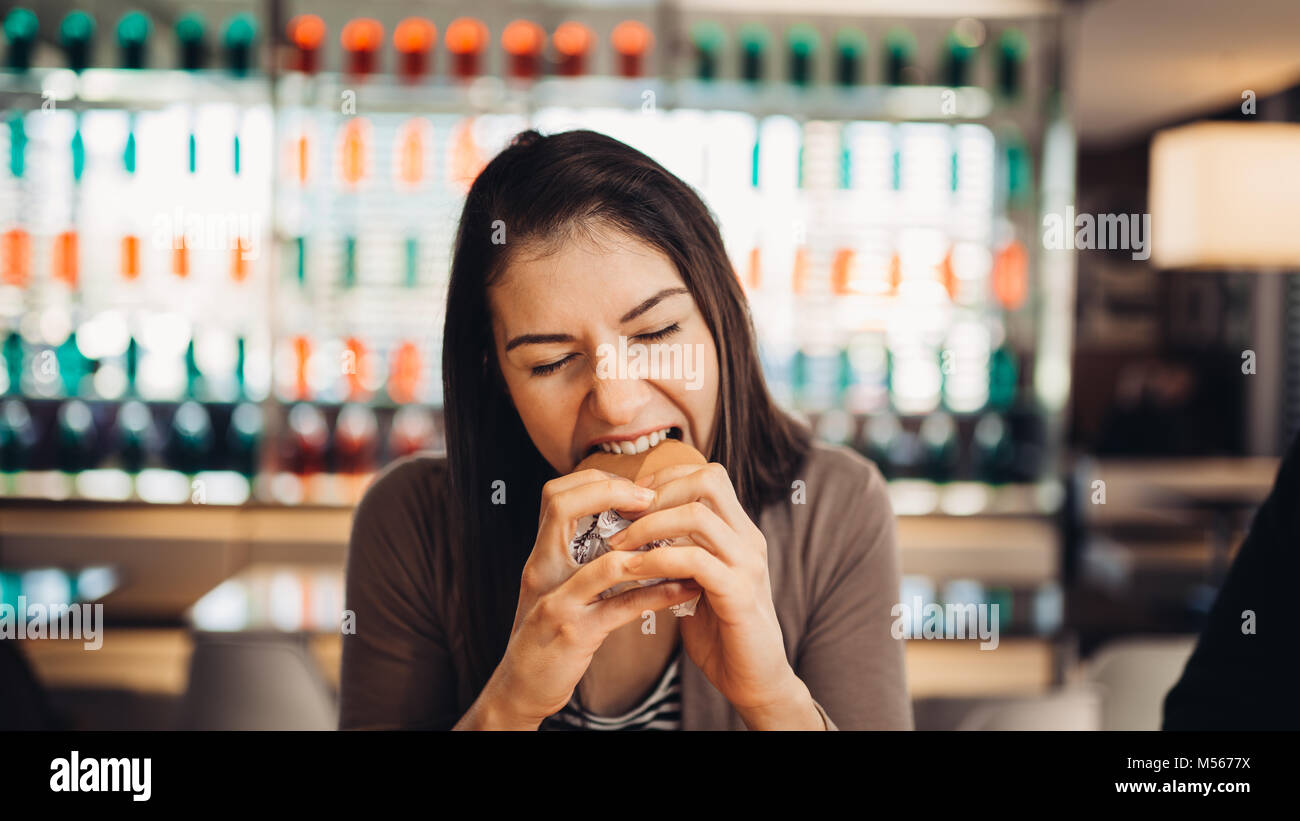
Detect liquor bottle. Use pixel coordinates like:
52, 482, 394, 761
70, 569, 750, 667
55, 399, 97, 473
0, 398, 37, 471
332, 403, 377, 474
114, 400, 157, 473
919, 411, 958, 481
166, 400, 213, 475
226, 401, 262, 478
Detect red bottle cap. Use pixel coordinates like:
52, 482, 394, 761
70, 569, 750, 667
393, 17, 435, 80
341, 18, 383, 77
502, 19, 544, 79
611, 20, 652, 77
286, 14, 325, 74
445, 17, 487, 79
553, 21, 593, 77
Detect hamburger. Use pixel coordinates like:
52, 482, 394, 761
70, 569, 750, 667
574, 436, 707, 482
569, 437, 708, 615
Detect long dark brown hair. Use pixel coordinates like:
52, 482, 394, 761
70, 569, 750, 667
442, 128, 812, 695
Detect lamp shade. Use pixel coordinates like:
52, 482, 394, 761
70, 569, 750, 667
1149, 122, 1300, 270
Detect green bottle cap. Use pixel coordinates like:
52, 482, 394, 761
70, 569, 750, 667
944, 30, 977, 87
116, 11, 150, 69
222, 13, 257, 76
59, 11, 96, 72
884, 27, 916, 85
3, 8, 38, 72
834, 27, 866, 87
786, 23, 819, 86
690, 21, 725, 81
176, 13, 206, 71
997, 29, 1027, 98
738, 23, 769, 83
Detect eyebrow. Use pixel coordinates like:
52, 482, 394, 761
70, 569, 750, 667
503, 287, 690, 353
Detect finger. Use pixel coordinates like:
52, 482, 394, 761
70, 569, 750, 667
589, 581, 703, 634
629, 546, 745, 611
607, 502, 741, 565
641, 463, 752, 534
539, 468, 627, 527
539, 477, 656, 548
635, 462, 707, 488
556, 548, 651, 603
548, 467, 630, 494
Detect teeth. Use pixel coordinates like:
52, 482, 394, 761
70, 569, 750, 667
596, 427, 673, 456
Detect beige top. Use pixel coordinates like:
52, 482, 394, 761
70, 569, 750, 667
339, 440, 914, 730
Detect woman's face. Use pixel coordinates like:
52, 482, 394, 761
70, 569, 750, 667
488, 225, 720, 475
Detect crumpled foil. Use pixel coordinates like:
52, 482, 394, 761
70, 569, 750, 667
570, 508, 699, 617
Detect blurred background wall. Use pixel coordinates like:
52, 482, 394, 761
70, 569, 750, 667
1, 0, 1298, 730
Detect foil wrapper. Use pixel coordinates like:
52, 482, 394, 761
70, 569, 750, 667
569, 508, 699, 617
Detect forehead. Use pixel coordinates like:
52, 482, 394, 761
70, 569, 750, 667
489, 226, 683, 324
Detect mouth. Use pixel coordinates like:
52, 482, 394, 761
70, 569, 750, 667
583, 426, 683, 459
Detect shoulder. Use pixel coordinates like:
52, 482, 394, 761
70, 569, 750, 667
353, 452, 450, 524
348, 451, 452, 574
797, 439, 889, 503
782, 439, 896, 575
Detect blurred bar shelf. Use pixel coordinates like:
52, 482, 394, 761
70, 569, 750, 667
1079, 457, 1278, 526
20, 627, 1057, 703
898, 514, 1057, 585
906, 637, 1057, 699
0, 68, 271, 109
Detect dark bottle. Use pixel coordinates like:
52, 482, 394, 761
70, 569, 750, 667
972, 411, 1014, 484
285, 402, 328, 475
919, 411, 959, 482
166, 401, 213, 474
56, 399, 98, 472
114, 400, 157, 473
226, 402, 263, 477
0, 398, 37, 471
332, 403, 377, 474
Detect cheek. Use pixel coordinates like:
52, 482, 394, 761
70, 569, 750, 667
504, 372, 582, 451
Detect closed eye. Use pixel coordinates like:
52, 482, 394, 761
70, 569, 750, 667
529, 323, 682, 377
531, 355, 575, 377
635, 322, 681, 342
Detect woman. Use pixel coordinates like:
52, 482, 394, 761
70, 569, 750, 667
339, 128, 912, 730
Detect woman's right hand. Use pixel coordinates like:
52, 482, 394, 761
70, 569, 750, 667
470, 469, 702, 729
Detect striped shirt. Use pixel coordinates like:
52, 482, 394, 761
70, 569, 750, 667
541, 651, 682, 731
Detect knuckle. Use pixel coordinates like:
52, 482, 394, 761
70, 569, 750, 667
536, 593, 566, 626
605, 551, 633, 582
556, 617, 582, 644
520, 564, 543, 592
545, 494, 571, 525
539, 479, 558, 507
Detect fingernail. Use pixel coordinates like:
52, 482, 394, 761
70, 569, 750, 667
626, 552, 643, 570
634, 486, 655, 500
635, 474, 655, 487
608, 529, 627, 545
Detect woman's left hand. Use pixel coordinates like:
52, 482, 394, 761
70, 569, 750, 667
607, 462, 821, 728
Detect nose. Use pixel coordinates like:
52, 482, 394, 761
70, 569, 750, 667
585, 362, 651, 427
